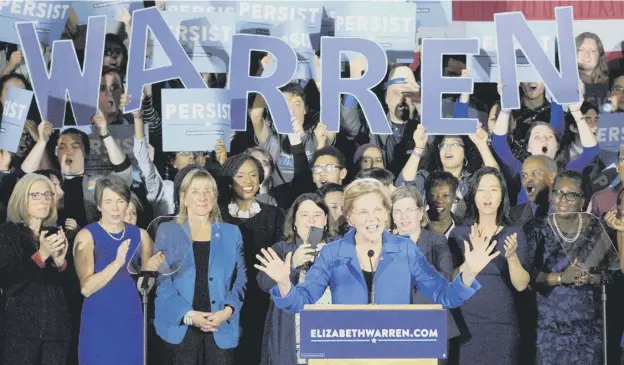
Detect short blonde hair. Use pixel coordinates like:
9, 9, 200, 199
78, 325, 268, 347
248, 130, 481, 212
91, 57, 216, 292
343, 178, 392, 219
391, 185, 430, 228
177, 169, 221, 224
7, 174, 58, 225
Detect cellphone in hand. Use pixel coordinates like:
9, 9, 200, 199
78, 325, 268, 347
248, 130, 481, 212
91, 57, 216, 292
44, 226, 60, 238
307, 226, 324, 250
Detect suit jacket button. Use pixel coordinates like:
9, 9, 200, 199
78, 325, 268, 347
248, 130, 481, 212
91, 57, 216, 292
211, 300, 216, 304
216, 233, 220, 238
209, 277, 214, 281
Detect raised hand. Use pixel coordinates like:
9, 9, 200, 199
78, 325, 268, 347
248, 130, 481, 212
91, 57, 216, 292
349, 55, 367, 78
91, 110, 108, 137
460, 69, 471, 102
8, 50, 23, 69
114, 239, 131, 268
503, 233, 518, 259
469, 122, 489, 147
215, 139, 227, 165
462, 224, 501, 284
604, 210, 624, 232
64, 218, 79, 232
37, 120, 54, 144
292, 243, 316, 269
254, 248, 293, 287
413, 124, 427, 150
144, 251, 165, 271
314, 122, 328, 148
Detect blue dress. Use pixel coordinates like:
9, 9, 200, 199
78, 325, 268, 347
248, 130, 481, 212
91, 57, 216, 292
79, 223, 143, 365
447, 225, 530, 365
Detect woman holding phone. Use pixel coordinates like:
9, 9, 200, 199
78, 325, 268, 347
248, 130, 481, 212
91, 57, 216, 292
0, 174, 71, 365
256, 178, 498, 314
257, 193, 338, 365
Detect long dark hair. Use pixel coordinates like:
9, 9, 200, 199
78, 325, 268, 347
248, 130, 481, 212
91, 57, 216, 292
462, 167, 512, 226
420, 135, 483, 176
282, 193, 337, 243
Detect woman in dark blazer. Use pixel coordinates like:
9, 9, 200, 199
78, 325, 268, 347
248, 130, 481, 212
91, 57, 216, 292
257, 193, 338, 365
154, 169, 247, 365
0, 174, 72, 365
256, 178, 499, 314
391, 185, 461, 365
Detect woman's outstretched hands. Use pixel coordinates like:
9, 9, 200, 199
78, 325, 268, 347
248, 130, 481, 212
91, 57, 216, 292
462, 224, 501, 286
255, 248, 293, 287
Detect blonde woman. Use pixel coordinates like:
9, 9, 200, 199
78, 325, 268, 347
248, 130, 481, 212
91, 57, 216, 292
256, 178, 499, 313
154, 168, 246, 365
0, 174, 71, 365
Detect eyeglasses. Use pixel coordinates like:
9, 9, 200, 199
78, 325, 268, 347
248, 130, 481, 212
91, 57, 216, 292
29, 192, 55, 201
613, 85, 624, 93
312, 164, 342, 174
438, 142, 464, 150
353, 207, 385, 218
552, 189, 583, 203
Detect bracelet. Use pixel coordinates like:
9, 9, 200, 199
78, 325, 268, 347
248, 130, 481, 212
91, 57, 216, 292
557, 273, 563, 285
412, 148, 424, 158
99, 132, 111, 140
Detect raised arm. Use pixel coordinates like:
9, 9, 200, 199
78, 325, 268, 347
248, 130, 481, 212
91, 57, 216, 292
257, 246, 332, 314
74, 229, 130, 297
92, 111, 133, 185
21, 121, 53, 173
397, 124, 426, 184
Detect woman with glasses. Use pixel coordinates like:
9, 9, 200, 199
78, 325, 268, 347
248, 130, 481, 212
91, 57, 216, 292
391, 186, 461, 365
525, 170, 605, 365
447, 167, 530, 365
396, 116, 498, 221
255, 178, 498, 317
257, 193, 338, 365
74, 175, 162, 365
217, 154, 285, 365
0, 174, 71, 365
155, 168, 246, 365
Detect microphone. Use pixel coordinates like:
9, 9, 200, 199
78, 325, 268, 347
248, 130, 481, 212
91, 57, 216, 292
367, 250, 376, 304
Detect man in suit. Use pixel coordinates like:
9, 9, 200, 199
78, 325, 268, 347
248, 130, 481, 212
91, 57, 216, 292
510, 155, 557, 226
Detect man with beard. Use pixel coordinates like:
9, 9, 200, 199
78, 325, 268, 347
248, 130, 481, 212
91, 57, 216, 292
510, 155, 558, 226
341, 62, 420, 176
98, 66, 133, 125
21, 112, 133, 228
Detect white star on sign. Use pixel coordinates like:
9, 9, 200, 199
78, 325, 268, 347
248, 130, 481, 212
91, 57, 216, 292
371, 338, 377, 344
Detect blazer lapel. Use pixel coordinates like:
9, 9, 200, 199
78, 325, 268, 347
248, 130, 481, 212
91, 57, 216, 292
337, 230, 367, 292
181, 220, 195, 303
375, 231, 398, 279
208, 223, 221, 272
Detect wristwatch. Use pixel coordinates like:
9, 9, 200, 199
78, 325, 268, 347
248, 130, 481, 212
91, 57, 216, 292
99, 132, 111, 140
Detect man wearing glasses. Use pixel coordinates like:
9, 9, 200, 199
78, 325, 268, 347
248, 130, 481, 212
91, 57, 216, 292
311, 147, 348, 189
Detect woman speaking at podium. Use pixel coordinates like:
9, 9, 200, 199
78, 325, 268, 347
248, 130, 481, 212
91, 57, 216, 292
255, 178, 499, 312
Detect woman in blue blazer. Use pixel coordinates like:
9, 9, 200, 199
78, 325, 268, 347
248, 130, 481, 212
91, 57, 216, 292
255, 178, 499, 313
154, 169, 247, 365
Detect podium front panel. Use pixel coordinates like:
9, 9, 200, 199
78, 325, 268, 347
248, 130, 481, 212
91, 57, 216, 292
300, 307, 447, 360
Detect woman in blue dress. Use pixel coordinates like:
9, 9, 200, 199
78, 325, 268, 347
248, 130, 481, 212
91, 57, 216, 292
74, 175, 162, 365
526, 170, 613, 365
447, 167, 531, 365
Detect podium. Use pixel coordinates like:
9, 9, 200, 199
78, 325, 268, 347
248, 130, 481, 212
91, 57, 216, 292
300, 304, 446, 365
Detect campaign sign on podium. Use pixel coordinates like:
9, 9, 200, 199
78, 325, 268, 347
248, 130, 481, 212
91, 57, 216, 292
299, 306, 447, 360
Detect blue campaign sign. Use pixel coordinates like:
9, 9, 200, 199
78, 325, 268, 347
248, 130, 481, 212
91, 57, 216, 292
236, 1, 323, 42
0, 86, 33, 153
0, 0, 71, 45
151, 11, 235, 73
71, 0, 143, 32
330, 2, 417, 63
300, 308, 447, 359
267, 19, 314, 81
409, 0, 452, 27
161, 88, 232, 152
596, 112, 624, 153
164, 1, 236, 13
464, 21, 556, 83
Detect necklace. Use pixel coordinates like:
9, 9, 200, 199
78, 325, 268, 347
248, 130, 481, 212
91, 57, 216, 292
228, 200, 261, 219
99, 222, 126, 241
552, 214, 582, 243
